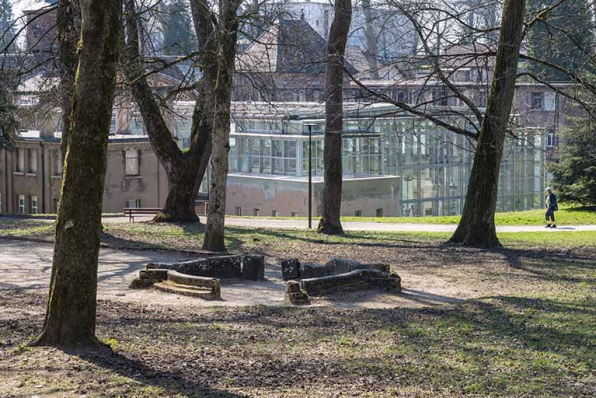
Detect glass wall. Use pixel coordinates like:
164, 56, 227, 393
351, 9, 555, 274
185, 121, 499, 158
226, 112, 546, 217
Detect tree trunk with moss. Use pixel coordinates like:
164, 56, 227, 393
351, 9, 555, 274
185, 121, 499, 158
201, 0, 242, 252
122, 0, 216, 223
317, 0, 351, 235
449, 0, 525, 248
58, 0, 80, 162
32, 0, 122, 347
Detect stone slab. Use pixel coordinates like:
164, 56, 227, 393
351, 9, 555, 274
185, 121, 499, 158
300, 269, 401, 296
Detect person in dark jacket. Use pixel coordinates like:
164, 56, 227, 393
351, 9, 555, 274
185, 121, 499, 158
545, 187, 558, 228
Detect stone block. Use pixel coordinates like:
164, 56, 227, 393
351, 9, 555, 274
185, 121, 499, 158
242, 255, 265, 281
301, 269, 401, 296
129, 277, 153, 289
281, 258, 300, 280
285, 281, 310, 305
325, 258, 390, 275
299, 263, 327, 279
167, 270, 221, 299
139, 269, 168, 282
146, 256, 243, 279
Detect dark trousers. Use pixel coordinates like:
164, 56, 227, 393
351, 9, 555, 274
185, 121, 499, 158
546, 209, 556, 222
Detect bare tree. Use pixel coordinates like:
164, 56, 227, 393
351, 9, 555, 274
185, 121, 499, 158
318, 0, 352, 235
122, 0, 216, 223
202, 0, 244, 252
57, 0, 80, 161
449, 0, 526, 247
32, 0, 122, 346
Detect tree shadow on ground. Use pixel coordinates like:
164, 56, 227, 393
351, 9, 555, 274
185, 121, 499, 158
62, 346, 247, 397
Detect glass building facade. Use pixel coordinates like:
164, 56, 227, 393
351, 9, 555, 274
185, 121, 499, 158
224, 106, 546, 217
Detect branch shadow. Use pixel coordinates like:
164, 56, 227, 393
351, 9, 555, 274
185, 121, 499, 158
61, 346, 247, 397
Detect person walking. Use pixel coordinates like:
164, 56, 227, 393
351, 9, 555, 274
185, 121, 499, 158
545, 187, 558, 228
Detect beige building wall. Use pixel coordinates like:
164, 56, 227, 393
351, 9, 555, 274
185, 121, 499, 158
1, 137, 169, 215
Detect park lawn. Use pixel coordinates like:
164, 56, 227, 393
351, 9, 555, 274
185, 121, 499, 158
1, 219, 595, 396
1, 217, 596, 254
230, 205, 596, 226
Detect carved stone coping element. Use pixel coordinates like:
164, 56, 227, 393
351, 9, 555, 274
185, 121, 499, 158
167, 270, 221, 299
300, 269, 401, 296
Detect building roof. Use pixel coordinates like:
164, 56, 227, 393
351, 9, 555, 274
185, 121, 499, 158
237, 18, 356, 74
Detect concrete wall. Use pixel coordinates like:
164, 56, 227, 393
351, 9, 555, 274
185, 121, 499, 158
226, 174, 401, 217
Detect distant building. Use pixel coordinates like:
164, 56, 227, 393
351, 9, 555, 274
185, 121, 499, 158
24, 1, 58, 58
176, 102, 547, 218
0, 132, 168, 215
265, 1, 417, 59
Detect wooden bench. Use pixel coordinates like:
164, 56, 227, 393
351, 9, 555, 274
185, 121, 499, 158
123, 208, 162, 222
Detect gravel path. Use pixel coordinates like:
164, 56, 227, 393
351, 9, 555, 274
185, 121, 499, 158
97, 214, 596, 232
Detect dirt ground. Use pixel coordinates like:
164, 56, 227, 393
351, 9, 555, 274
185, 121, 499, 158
1, 232, 595, 397
0, 238, 532, 309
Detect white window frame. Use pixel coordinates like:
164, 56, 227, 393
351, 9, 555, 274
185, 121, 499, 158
31, 196, 38, 214
125, 199, 141, 209
18, 195, 25, 214
125, 149, 140, 176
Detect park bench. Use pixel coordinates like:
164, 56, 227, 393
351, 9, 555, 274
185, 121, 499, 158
123, 207, 162, 222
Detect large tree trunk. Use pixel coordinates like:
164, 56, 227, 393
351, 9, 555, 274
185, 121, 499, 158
317, 0, 352, 235
32, 0, 122, 346
449, 0, 525, 248
122, 0, 214, 223
202, 0, 241, 252
57, 0, 80, 162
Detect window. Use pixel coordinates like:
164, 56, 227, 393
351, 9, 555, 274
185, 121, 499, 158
531, 92, 544, 110
28, 149, 37, 174
547, 130, 555, 148
235, 206, 242, 216
355, 210, 362, 217
544, 92, 556, 111
253, 208, 260, 216
30, 196, 38, 214
125, 150, 140, 176
18, 195, 25, 214
16, 148, 25, 172
53, 150, 63, 176
376, 208, 384, 218
272, 210, 279, 217
125, 199, 141, 208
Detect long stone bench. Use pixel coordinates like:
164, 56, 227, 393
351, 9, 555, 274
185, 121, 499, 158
281, 258, 391, 280
300, 269, 401, 296
146, 254, 264, 281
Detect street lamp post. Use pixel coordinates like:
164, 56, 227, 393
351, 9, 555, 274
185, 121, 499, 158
304, 123, 317, 229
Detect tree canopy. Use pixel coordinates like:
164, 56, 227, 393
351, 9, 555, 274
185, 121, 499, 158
160, 0, 197, 55
550, 116, 596, 206
527, 0, 595, 81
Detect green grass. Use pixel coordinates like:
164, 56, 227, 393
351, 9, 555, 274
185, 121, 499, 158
2, 216, 596, 252
1, 215, 596, 396
230, 205, 596, 226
